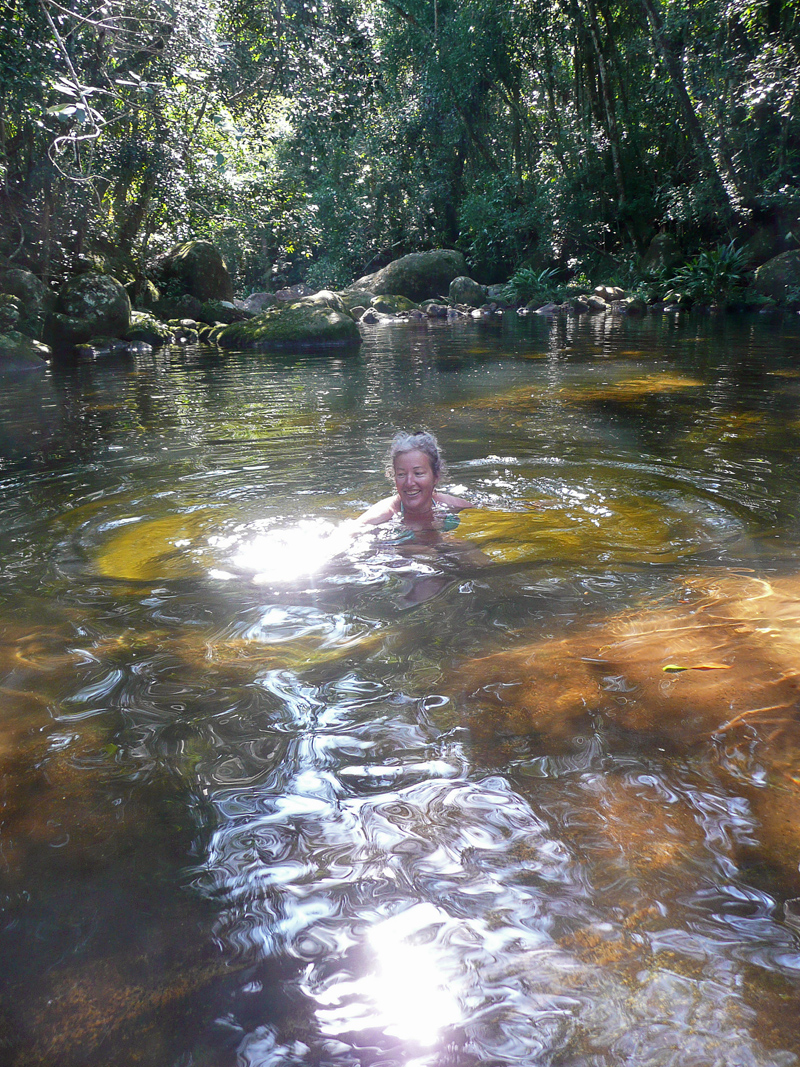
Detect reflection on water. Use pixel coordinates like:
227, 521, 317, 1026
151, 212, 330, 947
2, 314, 800, 1065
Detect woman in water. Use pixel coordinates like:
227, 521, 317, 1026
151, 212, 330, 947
356, 430, 474, 536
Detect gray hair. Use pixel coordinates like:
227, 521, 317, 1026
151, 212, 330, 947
385, 430, 445, 480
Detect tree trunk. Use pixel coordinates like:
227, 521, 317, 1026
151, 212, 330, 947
639, 0, 738, 214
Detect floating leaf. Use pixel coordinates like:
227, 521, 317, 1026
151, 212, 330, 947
663, 662, 732, 673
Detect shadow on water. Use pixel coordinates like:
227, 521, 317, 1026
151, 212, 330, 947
2, 312, 800, 1065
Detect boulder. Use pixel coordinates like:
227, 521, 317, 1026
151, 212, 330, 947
0, 268, 52, 338
0, 294, 22, 332
196, 300, 253, 326
359, 308, 395, 325
274, 283, 316, 301
622, 296, 648, 316
586, 294, 608, 313
47, 273, 131, 346
740, 227, 784, 267
338, 288, 377, 313
753, 250, 800, 304
0, 331, 50, 373
448, 276, 487, 307
371, 294, 418, 314
153, 241, 234, 303
240, 292, 277, 313
352, 250, 467, 303
593, 285, 625, 302
215, 292, 361, 349
166, 318, 200, 343
641, 233, 681, 275
424, 303, 449, 319
124, 311, 174, 348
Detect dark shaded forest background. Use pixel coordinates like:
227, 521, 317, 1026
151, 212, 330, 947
2, 0, 798, 295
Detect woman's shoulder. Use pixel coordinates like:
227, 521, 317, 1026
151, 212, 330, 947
434, 491, 474, 512
355, 494, 401, 526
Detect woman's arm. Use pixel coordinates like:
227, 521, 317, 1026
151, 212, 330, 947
352, 494, 401, 527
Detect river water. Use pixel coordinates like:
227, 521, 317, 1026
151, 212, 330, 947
3, 310, 800, 1066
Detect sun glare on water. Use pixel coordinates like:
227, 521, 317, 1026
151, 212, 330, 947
214, 520, 356, 585
312, 904, 463, 1059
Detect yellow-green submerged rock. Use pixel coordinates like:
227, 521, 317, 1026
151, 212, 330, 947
216, 293, 361, 349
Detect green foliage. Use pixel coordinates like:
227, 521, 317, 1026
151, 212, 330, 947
2, 0, 799, 296
665, 242, 750, 305
458, 177, 546, 281
501, 267, 567, 305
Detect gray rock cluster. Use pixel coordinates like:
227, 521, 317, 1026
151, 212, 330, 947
3, 238, 798, 370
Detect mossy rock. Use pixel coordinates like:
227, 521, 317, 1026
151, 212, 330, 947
623, 296, 648, 315
0, 269, 53, 339
338, 288, 376, 312
153, 240, 235, 303
0, 294, 22, 332
304, 289, 349, 314
124, 311, 173, 347
215, 294, 361, 349
371, 294, 418, 314
641, 233, 682, 275
753, 250, 800, 304
196, 300, 253, 326
47, 273, 131, 346
0, 330, 50, 372
352, 249, 468, 302
448, 276, 487, 307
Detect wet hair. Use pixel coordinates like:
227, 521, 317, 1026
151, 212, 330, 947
385, 429, 445, 481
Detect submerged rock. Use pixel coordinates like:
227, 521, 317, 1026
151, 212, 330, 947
453, 569, 800, 889
215, 291, 361, 348
352, 249, 467, 303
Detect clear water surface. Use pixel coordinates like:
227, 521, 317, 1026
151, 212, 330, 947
3, 310, 800, 1066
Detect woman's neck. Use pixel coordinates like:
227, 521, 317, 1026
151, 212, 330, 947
397, 493, 440, 530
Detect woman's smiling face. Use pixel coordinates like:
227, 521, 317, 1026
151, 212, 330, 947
393, 449, 438, 514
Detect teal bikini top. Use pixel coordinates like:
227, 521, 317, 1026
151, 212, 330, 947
389, 501, 460, 543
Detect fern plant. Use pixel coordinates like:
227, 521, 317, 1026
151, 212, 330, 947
501, 267, 563, 304
665, 242, 748, 306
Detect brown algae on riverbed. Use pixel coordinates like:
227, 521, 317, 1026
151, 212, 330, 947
455, 568, 800, 890
455, 497, 715, 565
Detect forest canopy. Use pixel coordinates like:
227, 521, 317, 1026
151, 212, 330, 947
1, 0, 798, 293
